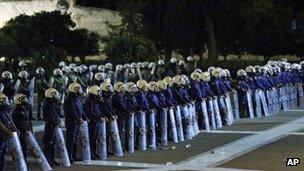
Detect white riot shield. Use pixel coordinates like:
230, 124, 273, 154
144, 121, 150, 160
168, 108, 178, 143
14, 79, 21, 94
297, 84, 304, 108
28, 77, 35, 106
254, 90, 262, 117
7, 132, 28, 171
259, 90, 269, 117
280, 87, 288, 111
208, 99, 216, 130
201, 99, 210, 132
232, 92, 240, 120
266, 90, 273, 115
26, 132, 52, 171
54, 126, 71, 167
79, 121, 91, 163
246, 90, 254, 118
213, 99, 223, 128
175, 106, 184, 142
225, 93, 234, 125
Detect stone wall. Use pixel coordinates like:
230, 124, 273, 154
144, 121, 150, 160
0, 0, 121, 36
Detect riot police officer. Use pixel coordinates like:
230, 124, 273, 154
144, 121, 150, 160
85, 85, 105, 159
0, 71, 15, 102
0, 93, 17, 170
236, 69, 250, 118
124, 82, 138, 153
113, 82, 128, 149
64, 83, 87, 163
42, 88, 61, 167
35, 67, 49, 120
12, 93, 33, 160
91, 72, 106, 86
135, 80, 150, 150
49, 69, 68, 117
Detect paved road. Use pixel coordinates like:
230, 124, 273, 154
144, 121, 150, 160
4, 110, 304, 171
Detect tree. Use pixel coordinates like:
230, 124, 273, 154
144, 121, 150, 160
0, 11, 100, 68
102, 5, 157, 64
118, 0, 299, 63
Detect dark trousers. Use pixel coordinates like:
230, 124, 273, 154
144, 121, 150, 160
65, 120, 80, 161
89, 122, 98, 156
43, 124, 56, 164
0, 141, 5, 171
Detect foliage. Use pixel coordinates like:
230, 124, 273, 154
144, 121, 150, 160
102, 5, 157, 64
0, 11, 100, 68
114, 0, 304, 62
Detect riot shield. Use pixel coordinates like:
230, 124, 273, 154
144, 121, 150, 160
168, 108, 178, 143
54, 126, 70, 167
213, 99, 223, 128
138, 111, 147, 151
7, 132, 28, 171
26, 132, 52, 171
96, 119, 107, 160
79, 121, 91, 163
110, 118, 123, 156
201, 99, 210, 132
175, 106, 184, 142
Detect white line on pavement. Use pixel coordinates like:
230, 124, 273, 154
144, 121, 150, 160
206, 130, 260, 134
75, 160, 165, 168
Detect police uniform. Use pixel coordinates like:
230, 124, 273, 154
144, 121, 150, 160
42, 88, 61, 166
84, 86, 104, 159
64, 83, 87, 163
35, 68, 49, 120
0, 93, 16, 170
0, 71, 15, 102
12, 94, 33, 160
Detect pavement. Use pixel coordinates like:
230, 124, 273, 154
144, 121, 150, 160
4, 110, 304, 171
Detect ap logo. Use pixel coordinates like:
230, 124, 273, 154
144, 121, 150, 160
286, 158, 300, 166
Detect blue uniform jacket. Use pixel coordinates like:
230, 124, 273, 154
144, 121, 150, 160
190, 80, 203, 101
210, 78, 227, 96
64, 93, 87, 122
147, 91, 162, 111
113, 92, 128, 117
12, 104, 32, 133
101, 93, 113, 117
156, 91, 167, 108
172, 85, 188, 106
163, 87, 176, 107
135, 91, 150, 111
85, 95, 104, 121
43, 98, 61, 125
125, 92, 139, 113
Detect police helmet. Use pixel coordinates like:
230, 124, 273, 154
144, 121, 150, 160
18, 71, 29, 79
14, 93, 28, 105
88, 85, 101, 96
136, 80, 148, 91
68, 83, 83, 94
148, 81, 158, 91
114, 82, 126, 93
45, 88, 60, 99
157, 80, 167, 90
200, 72, 211, 82
2, 71, 12, 79
53, 68, 63, 76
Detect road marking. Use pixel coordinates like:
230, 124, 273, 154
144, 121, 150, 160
205, 130, 260, 134
285, 132, 304, 136
75, 160, 165, 168
174, 115, 304, 168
